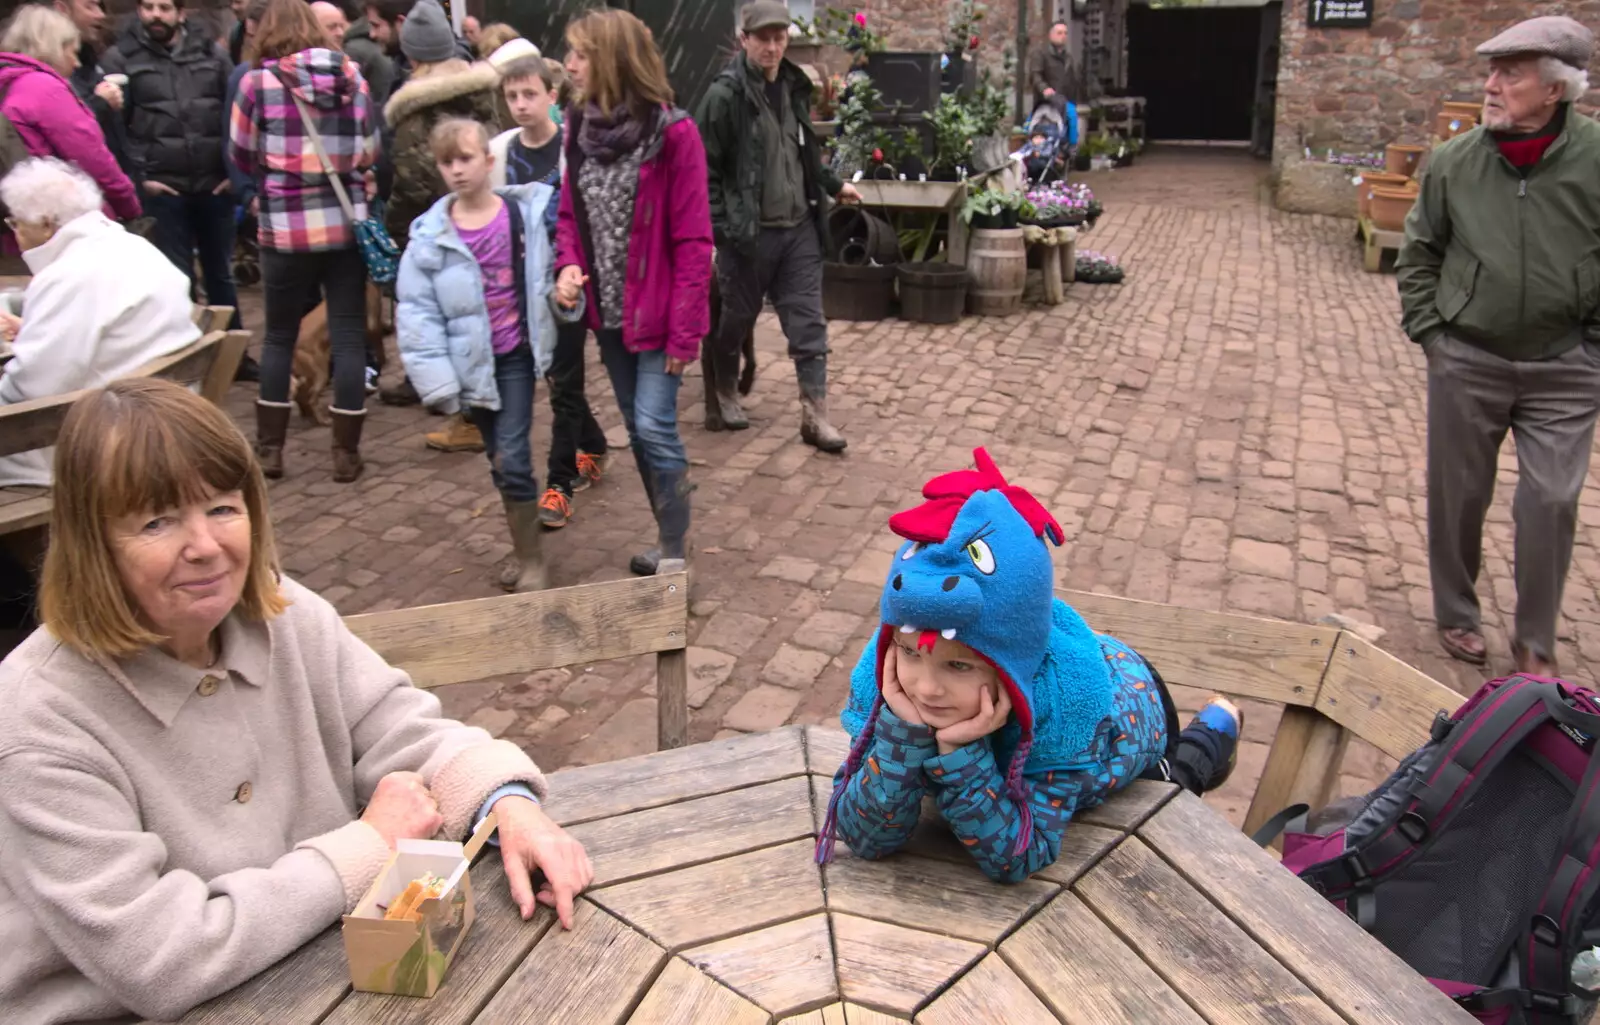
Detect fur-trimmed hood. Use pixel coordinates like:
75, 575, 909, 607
383, 59, 500, 125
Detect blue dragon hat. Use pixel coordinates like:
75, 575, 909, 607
817, 448, 1065, 863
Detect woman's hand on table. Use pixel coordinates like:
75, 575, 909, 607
360, 770, 443, 848
492, 795, 594, 929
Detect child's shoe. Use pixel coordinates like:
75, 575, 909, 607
538, 487, 572, 529
1171, 696, 1243, 794
574, 450, 608, 492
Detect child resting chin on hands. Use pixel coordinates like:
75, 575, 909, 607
816, 448, 1243, 884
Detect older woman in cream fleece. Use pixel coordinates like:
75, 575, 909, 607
0, 379, 593, 1025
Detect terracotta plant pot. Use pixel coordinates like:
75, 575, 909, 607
1369, 185, 1418, 232
1355, 171, 1413, 220
1385, 143, 1426, 178
1442, 100, 1482, 119
1435, 110, 1477, 140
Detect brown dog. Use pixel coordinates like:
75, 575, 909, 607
291, 282, 391, 424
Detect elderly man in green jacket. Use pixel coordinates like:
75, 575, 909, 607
696, 0, 861, 453
1397, 15, 1600, 676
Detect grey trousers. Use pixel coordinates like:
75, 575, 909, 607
1426, 332, 1600, 659
714, 222, 828, 362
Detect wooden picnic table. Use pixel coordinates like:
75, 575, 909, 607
157, 726, 1474, 1025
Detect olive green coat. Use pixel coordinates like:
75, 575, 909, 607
382, 61, 502, 253
1396, 106, 1600, 361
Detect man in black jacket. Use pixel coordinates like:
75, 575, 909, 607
1029, 20, 1083, 111
102, 0, 240, 330
696, 0, 860, 453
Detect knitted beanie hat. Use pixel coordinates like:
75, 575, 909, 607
817, 448, 1065, 864
400, 0, 456, 64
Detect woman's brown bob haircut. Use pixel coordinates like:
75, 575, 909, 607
564, 7, 673, 121
39, 378, 287, 660
252, 0, 335, 67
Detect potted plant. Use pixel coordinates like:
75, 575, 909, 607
964, 48, 1015, 171
962, 186, 1030, 229
1025, 182, 1089, 227
1075, 249, 1125, 284
927, 93, 976, 181
941, 0, 985, 96
828, 73, 892, 178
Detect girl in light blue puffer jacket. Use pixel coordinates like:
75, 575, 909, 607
396, 117, 581, 593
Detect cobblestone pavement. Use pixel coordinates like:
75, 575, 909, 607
222, 147, 1600, 827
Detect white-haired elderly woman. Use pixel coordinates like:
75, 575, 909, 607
1396, 13, 1599, 676
0, 158, 197, 488
0, 5, 141, 240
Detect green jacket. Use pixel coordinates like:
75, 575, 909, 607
695, 54, 842, 256
1396, 105, 1600, 361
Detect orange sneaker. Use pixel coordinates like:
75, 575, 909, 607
537, 487, 572, 529
573, 450, 609, 492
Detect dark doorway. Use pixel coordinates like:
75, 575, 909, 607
1126, 4, 1263, 142
479, 0, 741, 114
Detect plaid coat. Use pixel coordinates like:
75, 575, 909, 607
229, 47, 379, 252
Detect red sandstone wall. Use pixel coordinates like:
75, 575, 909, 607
817, 0, 1051, 81
1274, 0, 1600, 163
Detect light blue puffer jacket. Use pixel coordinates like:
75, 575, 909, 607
395, 184, 563, 413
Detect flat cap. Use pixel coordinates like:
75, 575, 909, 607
740, 0, 791, 33
1477, 15, 1594, 69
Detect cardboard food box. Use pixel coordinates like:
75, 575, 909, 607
342, 812, 497, 997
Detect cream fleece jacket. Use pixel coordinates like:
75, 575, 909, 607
0, 577, 546, 1025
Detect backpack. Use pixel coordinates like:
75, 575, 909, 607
0, 69, 36, 219
1260, 675, 1600, 1024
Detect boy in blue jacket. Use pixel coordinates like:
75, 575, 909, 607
395, 117, 580, 594
817, 448, 1242, 883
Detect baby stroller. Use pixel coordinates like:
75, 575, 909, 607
1018, 100, 1078, 184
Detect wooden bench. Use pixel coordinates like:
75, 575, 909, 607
1061, 589, 1458, 838
346, 560, 692, 749
0, 322, 249, 537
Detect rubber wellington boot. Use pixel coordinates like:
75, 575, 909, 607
796, 355, 847, 453
499, 495, 551, 592
631, 468, 691, 576
628, 451, 662, 576
330, 407, 366, 482
710, 343, 749, 431
255, 399, 291, 479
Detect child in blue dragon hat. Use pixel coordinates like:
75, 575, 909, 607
816, 448, 1243, 883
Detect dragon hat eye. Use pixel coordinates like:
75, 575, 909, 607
966, 538, 996, 574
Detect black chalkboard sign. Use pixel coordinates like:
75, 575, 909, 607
1308, 0, 1373, 28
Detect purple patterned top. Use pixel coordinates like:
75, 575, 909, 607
455, 202, 521, 355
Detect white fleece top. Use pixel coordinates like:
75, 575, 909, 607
0, 210, 199, 486
0, 577, 547, 1024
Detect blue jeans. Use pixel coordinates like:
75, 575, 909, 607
144, 190, 242, 329
468, 343, 540, 504
596, 330, 687, 476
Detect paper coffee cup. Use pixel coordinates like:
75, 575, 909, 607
103, 73, 127, 87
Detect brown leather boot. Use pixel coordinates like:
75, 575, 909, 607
425, 413, 485, 452
330, 407, 365, 483
255, 399, 291, 479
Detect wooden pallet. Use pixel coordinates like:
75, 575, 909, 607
1359, 217, 1405, 273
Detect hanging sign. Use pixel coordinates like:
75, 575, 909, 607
1308, 0, 1373, 28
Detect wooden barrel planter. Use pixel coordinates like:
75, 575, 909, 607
897, 263, 968, 324
1355, 171, 1412, 220
1384, 143, 1426, 178
966, 228, 1026, 316
1369, 185, 1418, 232
827, 207, 900, 266
822, 262, 896, 321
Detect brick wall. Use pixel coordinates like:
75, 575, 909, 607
1274, 0, 1600, 164
818, 0, 1051, 83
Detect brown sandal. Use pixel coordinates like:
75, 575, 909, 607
1438, 627, 1488, 666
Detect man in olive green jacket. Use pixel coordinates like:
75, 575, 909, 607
1396, 15, 1600, 675
696, 0, 860, 452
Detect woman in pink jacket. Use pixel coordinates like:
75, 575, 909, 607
553, 7, 712, 578
0, 7, 140, 235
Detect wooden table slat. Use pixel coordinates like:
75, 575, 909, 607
805, 725, 853, 776
624, 958, 767, 1025
1032, 823, 1123, 886
831, 913, 987, 1017
824, 847, 1059, 946
1075, 838, 1347, 1025
149, 928, 351, 1025
473, 901, 666, 1025
914, 952, 1061, 1025
587, 839, 824, 952
569, 775, 815, 888
682, 913, 838, 1016
1139, 791, 1476, 1025
544, 727, 806, 826
778, 1006, 847, 1025
1076, 779, 1177, 833
842, 1004, 911, 1025
1001, 890, 1204, 1025
320, 857, 557, 1025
